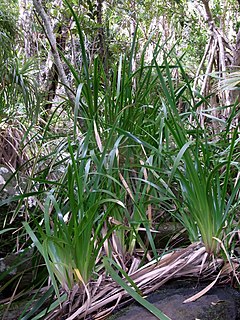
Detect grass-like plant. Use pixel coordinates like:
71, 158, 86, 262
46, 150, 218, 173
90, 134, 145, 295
23, 131, 130, 297
154, 57, 240, 255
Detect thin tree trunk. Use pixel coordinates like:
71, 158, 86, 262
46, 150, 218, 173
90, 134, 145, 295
44, 22, 69, 112
96, 0, 108, 73
200, 0, 232, 106
32, 0, 86, 131
130, 0, 137, 91
19, 0, 32, 58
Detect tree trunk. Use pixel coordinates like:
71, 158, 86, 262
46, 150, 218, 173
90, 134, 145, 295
44, 22, 69, 112
19, 0, 32, 58
33, 0, 86, 131
96, 0, 108, 74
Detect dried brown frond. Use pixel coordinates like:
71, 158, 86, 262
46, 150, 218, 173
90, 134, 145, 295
51, 242, 239, 320
0, 121, 29, 171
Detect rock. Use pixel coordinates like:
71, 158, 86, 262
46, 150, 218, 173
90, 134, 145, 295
0, 249, 35, 295
0, 165, 35, 257
0, 165, 17, 199
110, 281, 240, 320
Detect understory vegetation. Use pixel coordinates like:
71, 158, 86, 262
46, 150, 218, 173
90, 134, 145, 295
0, 0, 239, 319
